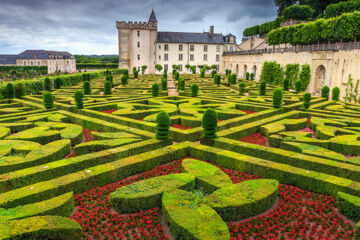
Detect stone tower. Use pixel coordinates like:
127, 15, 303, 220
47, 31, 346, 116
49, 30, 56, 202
116, 10, 158, 74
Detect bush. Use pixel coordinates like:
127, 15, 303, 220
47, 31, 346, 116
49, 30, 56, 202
299, 64, 311, 91
321, 86, 330, 100
250, 73, 255, 81
174, 71, 180, 81
211, 70, 217, 78
325, 0, 360, 18
273, 88, 283, 108
214, 74, 221, 85
152, 83, 159, 97
260, 61, 284, 85
303, 92, 311, 109
259, 81, 267, 96
54, 77, 62, 89
191, 83, 199, 97
121, 75, 128, 86
282, 5, 315, 21
285, 64, 300, 87
243, 19, 281, 37
239, 82, 246, 95
283, 78, 289, 91
179, 79, 185, 91
6, 83, 14, 99
295, 80, 302, 93
156, 111, 170, 140
202, 109, 218, 139
15, 83, 24, 99
104, 81, 112, 95
74, 90, 84, 109
141, 65, 147, 74
200, 69, 205, 78
246, 72, 250, 80
43, 92, 54, 109
83, 81, 91, 95
191, 66, 196, 74
134, 70, 138, 78
106, 75, 113, 84
161, 79, 167, 90
44, 77, 51, 91
332, 87, 340, 101
228, 74, 237, 84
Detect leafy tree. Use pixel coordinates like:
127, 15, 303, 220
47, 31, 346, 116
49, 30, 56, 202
321, 86, 330, 100
156, 111, 170, 140
104, 81, 112, 95
6, 83, 14, 99
191, 83, 199, 97
74, 90, 84, 109
121, 75, 128, 86
83, 81, 91, 95
156, 64, 163, 72
273, 88, 283, 108
299, 64, 311, 91
179, 79, 185, 91
200, 69, 205, 78
282, 5, 315, 20
202, 109, 218, 139
283, 78, 290, 91
285, 64, 300, 87
303, 92, 312, 108
260, 61, 284, 85
211, 64, 217, 70
191, 66, 196, 74
211, 70, 217, 78
275, 0, 297, 15
44, 77, 51, 91
246, 72, 250, 80
250, 73, 255, 81
295, 80, 303, 93
162, 78, 168, 90
174, 72, 180, 81
54, 77, 62, 89
134, 69, 138, 78
260, 81, 267, 95
43, 92, 53, 109
106, 75, 113, 84
214, 74, 221, 85
332, 87, 340, 100
152, 83, 159, 97
185, 64, 191, 72
15, 83, 24, 99
239, 82, 246, 95
141, 65, 147, 74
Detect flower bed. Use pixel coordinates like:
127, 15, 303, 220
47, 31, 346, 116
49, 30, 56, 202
239, 132, 269, 147
65, 127, 92, 159
171, 124, 192, 130
238, 110, 257, 115
70, 158, 355, 240
102, 109, 117, 114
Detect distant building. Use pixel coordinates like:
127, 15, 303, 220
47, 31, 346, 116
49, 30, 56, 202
116, 10, 237, 74
0, 50, 76, 74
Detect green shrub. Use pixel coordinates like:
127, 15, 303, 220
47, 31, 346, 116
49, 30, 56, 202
141, 65, 147, 74
273, 88, 283, 108
228, 74, 237, 84
6, 83, 14, 99
214, 74, 221, 85
246, 72, 250, 80
15, 83, 24, 99
74, 90, 84, 109
191, 66, 196, 74
299, 64, 311, 91
156, 111, 170, 140
121, 75, 128, 86
337, 192, 360, 222
283, 78, 289, 91
211, 70, 217, 78
106, 75, 113, 84
104, 81, 112, 95
83, 81, 91, 95
332, 87, 340, 101
239, 82, 246, 95
174, 71, 180, 81
54, 77, 62, 89
295, 80, 302, 93
321, 86, 330, 100
250, 73, 255, 81
179, 79, 185, 91
259, 81, 266, 96
325, 0, 360, 18
303, 92, 311, 109
200, 69, 205, 78
152, 83, 159, 97
134, 70, 138, 78
161, 79, 167, 90
285, 64, 300, 87
44, 77, 51, 91
202, 109, 218, 139
191, 83, 199, 97
282, 5, 315, 21
43, 92, 54, 109
260, 61, 284, 85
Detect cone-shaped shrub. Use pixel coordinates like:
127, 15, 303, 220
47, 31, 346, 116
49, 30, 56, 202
250, 73, 255, 80
273, 88, 283, 108
283, 78, 289, 91
321, 86, 330, 100
200, 69, 205, 78
83, 81, 91, 95
6, 83, 14, 99
134, 70, 138, 78
106, 75, 113, 85
179, 79, 185, 91
214, 74, 221, 84
121, 75, 128, 86
156, 111, 170, 140
332, 87, 340, 101
231, 74, 237, 84
15, 83, 24, 99
191, 83, 199, 97
43, 92, 53, 109
54, 77, 62, 89
104, 81, 112, 95
174, 72, 180, 81
202, 109, 218, 139
295, 80, 302, 93
259, 81, 266, 95
74, 90, 84, 109
211, 70, 217, 78
44, 77, 51, 91
152, 83, 159, 97
303, 92, 311, 109
246, 72, 250, 80
161, 78, 167, 90
239, 82, 246, 95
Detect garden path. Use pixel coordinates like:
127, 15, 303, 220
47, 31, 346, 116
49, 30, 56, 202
168, 74, 178, 96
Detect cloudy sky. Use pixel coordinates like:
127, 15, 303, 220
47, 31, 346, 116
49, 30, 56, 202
0, 0, 277, 55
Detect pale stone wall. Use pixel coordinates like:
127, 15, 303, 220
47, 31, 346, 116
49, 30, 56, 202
14, 58, 76, 74
222, 49, 360, 99
131, 29, 156, 74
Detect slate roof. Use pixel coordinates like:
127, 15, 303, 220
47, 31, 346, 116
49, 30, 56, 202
148, 9, 157, 23
17, 50, 73, 59
0, 55, 17, 64
157, 32, 224, 44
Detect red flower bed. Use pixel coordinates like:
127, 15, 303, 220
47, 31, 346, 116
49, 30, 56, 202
70, 158, 354, 240
171, 124, 192, 130
102, 109, 117, 114
239, 132, 269, 147
65, 127, 92, 159
238, 110, 257, 115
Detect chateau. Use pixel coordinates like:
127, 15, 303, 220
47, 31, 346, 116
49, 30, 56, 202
0, 50, 76, 74
117, 10, 237, 74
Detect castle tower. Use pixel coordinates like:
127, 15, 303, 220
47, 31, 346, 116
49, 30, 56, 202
116, 10, 158, 74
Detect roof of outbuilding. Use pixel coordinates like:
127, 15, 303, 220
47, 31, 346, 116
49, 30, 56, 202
18, 50, 73, 59
157, 32, 224, 44
0, 55, 17, 64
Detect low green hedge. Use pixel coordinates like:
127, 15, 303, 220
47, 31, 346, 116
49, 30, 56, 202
337, 191, 360, 222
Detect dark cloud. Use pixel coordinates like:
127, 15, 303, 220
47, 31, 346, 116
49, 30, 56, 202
0, 0, 277, 54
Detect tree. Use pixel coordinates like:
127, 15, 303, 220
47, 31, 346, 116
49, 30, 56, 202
152, 83, 159, 97
141, 65, 147, 74
54, 77, 62, 89
214, 74, 221, 85
156, 111, 170, 140
303, 92, 312, 109
156, 64, 163, 72
282, 5, 315, 20
299, 64, 311, 91
332, 87, 340, 101
295, 80, 302, 93
211, 70, 217, 78
239, 82, 246, 95
134, 69, 138, 78
162, 78, 168, 90
185, 64, 191, 73
6, 83, 14, 99
191, 83, 199, 97
200, 69, 205, 78
44, 77, 51, 91
260, 81, 267, 95
260, 61, 284, 85
275, 0, 297, 15
15, 83, 24, 99
202, 109, 218, 139
211, 64, 217, 70
273, 88, 283, 108
250, 73, 255, 81
179, 79, 185, 91
43, 92, 53, 109
321, 86, 330, 100
74, 90, 84, 109
283, 78, 289, 91
191, 66, 196, 74
121, 75, 128, 86
106, 75, 113, 84
104, 81, 112, 95
246, 72, 250, 80
83, 81, 91, 95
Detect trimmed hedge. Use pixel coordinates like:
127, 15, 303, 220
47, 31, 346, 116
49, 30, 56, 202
325, 0, 360, 18
152, 83, 159, 97
104, 81, 112, 95
332, 87, 340, 100
303, 92, 311, 109
337, 191, 360, 222
202, 109, 218, 139
156, 111, 170, 140
74, 90, 84, 109
42, 92, 54, 109
191, 83, 199, 97
272, 88, 283, 108
321, 86, 330, 100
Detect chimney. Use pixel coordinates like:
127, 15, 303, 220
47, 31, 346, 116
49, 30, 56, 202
210, 26, 214, 37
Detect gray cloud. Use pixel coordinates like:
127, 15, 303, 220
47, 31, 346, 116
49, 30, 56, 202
0, 0, 277, 54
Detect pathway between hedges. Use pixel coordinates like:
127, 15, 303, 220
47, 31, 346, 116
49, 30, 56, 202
168, 74, 178, 96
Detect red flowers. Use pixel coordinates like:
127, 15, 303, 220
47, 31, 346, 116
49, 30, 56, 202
171, 124, 192, 130
65, 127, 92, 159
238, 110, 257, 115
101, 109, 117, 114
239, 132, 269, 147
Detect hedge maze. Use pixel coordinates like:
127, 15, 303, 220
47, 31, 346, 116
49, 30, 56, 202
0, 71, 359, 239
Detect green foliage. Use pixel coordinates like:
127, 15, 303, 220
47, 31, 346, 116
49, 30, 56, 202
273, 88, 283, 108
225, 69, 232, 76
83, 81, 91, 95
54, 77, 62, 89
191, 83, 199, 97
152, 83, 159, 97
259, 81, 267, 95
243, 25, 260, 36
260, 61, 284, 85
104, 81, 112, 95
202, 109, 218, 139
325, 0, 360, 18
342, 74, 360, 103
44, 77, 51, 91
105, 75, 113, 85
250, 73, 255, 81
228, 74, 237, 84
211, 70, 217, 78
200, 69, 205, 78
156, 111, 171, 140
283, 78, 289, 91
161, 79, 168, 90
295, 80, 302, 93
43, 92, 54, 109
282, 5, 315, 21
337, 191, 360, 222
239, 82, 246, 95
121, 75, 128, 86
156, 64, 163, 72
332, 87, 340, 101
243, 19, 281, 36
134, 70, 138, 78
191, 66, 196, 74
74, 90, 84, 109
246, 72, 250, 80
15, 83, 24, 99
299, 64, 311, 91
303, 92, 312, 109
321, 86, 330, 100
214, 74, 221, 85
174, 71, 180, 81
6, 83, 14, 99
179, 79, 185, 91
141, 65, 147, 74
285, 64, 299, 87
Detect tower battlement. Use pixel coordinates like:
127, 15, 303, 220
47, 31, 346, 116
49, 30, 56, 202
116, 21, 157, 30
